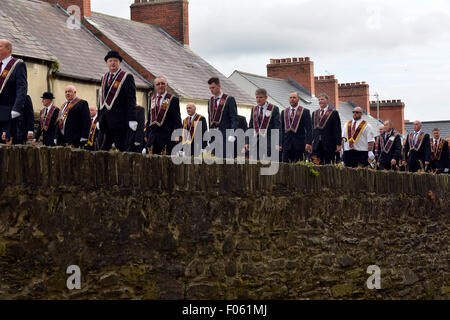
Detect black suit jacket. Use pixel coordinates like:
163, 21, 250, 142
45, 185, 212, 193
376, 130, 402, 164
248, 105, 281, 145
56, 99, 91, 147
146, 95, 182, 147
98, 73, 137, 131
35, 104, 60, 146
13, 94, 34, 144
237, 115, 248, 131
207, 95, 238, 135
281, 107, 312, 151
311, 108, 342, 153
404, 132, 431, 165
0, 58, 27, 121
430, 139, 449, 172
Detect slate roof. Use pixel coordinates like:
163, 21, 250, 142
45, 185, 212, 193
0, 0, 149, 87
85, 13, 255, 104
405, 121, 450, 138
230, 71, 383, 131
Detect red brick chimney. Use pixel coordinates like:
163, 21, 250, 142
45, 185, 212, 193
267, 57, 315, 96
338, 82, 370, 113
131, 0, 189, 46
314, 75, 339, 109
41, 0, 91, 17
370, 100, 405, 134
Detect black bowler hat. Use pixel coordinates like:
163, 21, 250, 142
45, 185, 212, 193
104, 50, 123, 62
41, 92, 55, 99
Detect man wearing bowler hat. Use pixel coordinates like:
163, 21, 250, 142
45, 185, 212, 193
33, 92, 59, 146
98, 50, 137, 152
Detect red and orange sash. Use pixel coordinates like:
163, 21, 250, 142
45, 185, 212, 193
252, 104, 274, 136
209, 94, 229, 128
284, 106, 305, 133
58, 98, 81, 130
40, 105, 57, 131
0, 58, 22, 95
182, 114, 203, 144
408, 131, 425, 151
431, 138, 445, 161
346, 120, 367, 149
150, 93, 173, 126
380, 130, 398, 154
100, 70, 128, 110
314, 108, 334, 130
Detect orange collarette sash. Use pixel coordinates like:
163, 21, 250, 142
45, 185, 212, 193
40, 105, 57, 131
346, 120, 367, 149
209, 94, 229, 128
252, 104, 274, 137
150, 93, 173, 126
431, 138, 445, 161
100, 70, 128, 110
58, 98, 81, 131
0, 58, 22, 95
314, 108, 334, 129
408, 131, 425, 151
182, 114, 203, 145
284, 106, 305, 133
86, 117, 98, 147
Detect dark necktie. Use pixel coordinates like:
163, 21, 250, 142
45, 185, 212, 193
258, 106, 264, 126
320, 108, 325, 118
435, 140, 438, 149
157, 96, 162, 113
214, 98, 219, 112
290, 107, 295, 123
352, 121, 357, 134
188, 116, 192, 128
108, 73, 114, 86
44, 107, 48, 119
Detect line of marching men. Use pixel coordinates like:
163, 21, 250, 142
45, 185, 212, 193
1, 42, 449, 174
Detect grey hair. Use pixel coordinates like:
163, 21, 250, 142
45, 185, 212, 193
317, 93, 329, 100
289, 92, 300, 99
255, 88, 267, 96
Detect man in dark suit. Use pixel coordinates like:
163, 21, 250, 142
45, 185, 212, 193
207, 77, 238, 158
33, 92, 59, 147
0, 39, 27, 145
128, 105, 146, 153
55, 85, 91, 148
84, 105, 99, 151
180, 103, 207, 157
11, 94, 34, 145
377, 120, 402, 170
403, 120, 431, 173
98, 50, 137, 152
145, 76, 182, 155
243, 88, 281, 161
429, 128, 449, 174
311, 93, 342, 165
280, 92, 312, 163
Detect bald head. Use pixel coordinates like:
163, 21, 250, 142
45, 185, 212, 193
413, 120, 422, 132
186, 103, 196, 116
65, 85, 77, 102
352, 107, 363, 120
0, 39, 12, 60
89, 105, 98, 118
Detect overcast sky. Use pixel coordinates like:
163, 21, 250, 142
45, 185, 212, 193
92, 0, 450, 121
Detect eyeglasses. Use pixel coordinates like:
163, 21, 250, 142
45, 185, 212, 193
352, 111, 362, 114
155, 82, 166, 86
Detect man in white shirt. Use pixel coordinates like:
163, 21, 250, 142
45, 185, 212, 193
342, 107, 375, 168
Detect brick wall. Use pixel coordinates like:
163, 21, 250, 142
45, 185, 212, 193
131, 0, 189, 46
40, 0, 91, 17
370, 100, 405, 134
315, 75, 339, 109
267, 58, 315, 95
339, 82, 370, 114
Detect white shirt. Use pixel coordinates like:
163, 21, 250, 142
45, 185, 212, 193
288, 104, 300, 119
1, 55, 13, 74
213, 92, 223, 106
257, 102, 268, 118
156, 91, 167, 104
342, 118, 375, 151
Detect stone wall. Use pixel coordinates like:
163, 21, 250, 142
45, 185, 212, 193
0, 146, 448, 300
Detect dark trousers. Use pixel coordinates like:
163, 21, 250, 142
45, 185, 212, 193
282, 145, 306, 163
151, 140, 176, 155
312, 142, 335, 165
101, 128, 128, 152
407, 157, 426, 173
343, 150, 369, 168
0, 120, 12, 142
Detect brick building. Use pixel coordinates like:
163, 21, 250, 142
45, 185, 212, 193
370, 100, 406, 134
